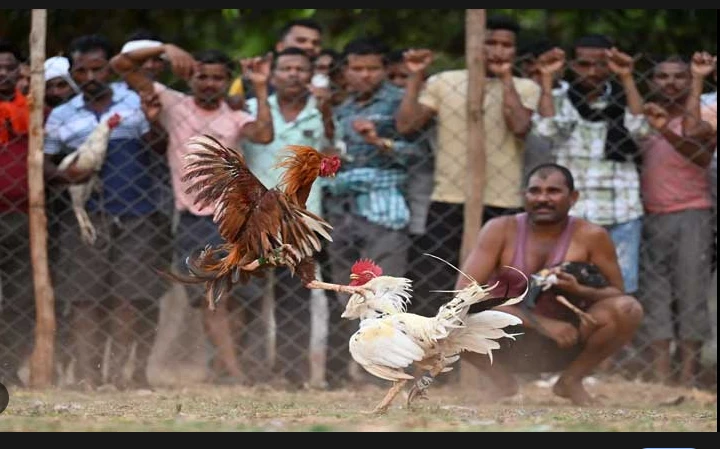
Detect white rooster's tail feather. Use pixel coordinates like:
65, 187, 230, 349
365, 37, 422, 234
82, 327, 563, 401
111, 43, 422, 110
57, 152, 80, 171
443, 310, 523, 364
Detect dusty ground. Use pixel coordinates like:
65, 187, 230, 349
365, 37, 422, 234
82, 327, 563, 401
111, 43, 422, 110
0, 374, 715, 432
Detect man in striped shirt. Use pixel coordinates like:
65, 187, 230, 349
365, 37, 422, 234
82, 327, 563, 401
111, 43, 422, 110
44, 34, 171, 390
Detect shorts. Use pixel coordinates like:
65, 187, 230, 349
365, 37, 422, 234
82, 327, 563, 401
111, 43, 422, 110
173, 212, 264, 304
605, 218, 642, 294
638, 209, 713, 342
53, 210, 172, 304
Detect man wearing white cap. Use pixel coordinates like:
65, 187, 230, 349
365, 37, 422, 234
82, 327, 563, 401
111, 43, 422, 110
44, 56, 79, 110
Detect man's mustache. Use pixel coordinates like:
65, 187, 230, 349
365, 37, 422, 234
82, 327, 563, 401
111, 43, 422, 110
533, 203, 555, 210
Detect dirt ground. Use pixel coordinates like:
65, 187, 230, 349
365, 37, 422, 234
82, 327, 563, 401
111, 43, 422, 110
0, 374, 715, 432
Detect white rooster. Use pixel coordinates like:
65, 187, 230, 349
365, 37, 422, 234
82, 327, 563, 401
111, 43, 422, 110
341, 256, 527, 414
57, 113, 121, 245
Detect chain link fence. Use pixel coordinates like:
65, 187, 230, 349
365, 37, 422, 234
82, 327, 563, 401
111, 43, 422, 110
0, 12, 717, 393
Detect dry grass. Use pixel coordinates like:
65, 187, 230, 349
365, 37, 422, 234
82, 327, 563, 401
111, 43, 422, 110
0, 374, 715, 432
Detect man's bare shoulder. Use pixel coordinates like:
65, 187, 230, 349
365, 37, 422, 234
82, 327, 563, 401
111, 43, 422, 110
481, 215, 517, 239
573, 218, 612, 244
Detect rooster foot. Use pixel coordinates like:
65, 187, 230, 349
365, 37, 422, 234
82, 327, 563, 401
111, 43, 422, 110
274, 244, 302, 265
406, 385, 430, 408
368, 405, 390, 416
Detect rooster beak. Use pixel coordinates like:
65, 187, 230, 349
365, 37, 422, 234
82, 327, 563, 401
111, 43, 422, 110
349, 274, 360, 280
340, 311, 349, 319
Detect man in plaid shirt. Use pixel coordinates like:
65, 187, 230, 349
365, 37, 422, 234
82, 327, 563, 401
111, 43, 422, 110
323, 37, 420, 383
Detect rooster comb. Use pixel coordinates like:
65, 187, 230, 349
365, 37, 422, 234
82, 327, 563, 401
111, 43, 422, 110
350, 259, 383, 277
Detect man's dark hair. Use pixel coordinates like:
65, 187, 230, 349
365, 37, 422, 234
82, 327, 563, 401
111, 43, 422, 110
192, 49, 236, 75
272, 46, 312, 70
67, 34, 114, 67
125, 28, 163, 43
342, 36, 390, 65
318, 48, 343, 78
518, 37, 555, 60
0, 39, 24, 63
486, 15, 521, 36
278, 18, 323, 41
655, 54, 690, 65
386, 48, 408, 65
525, 163, 576, 192
572, 34, 615, 59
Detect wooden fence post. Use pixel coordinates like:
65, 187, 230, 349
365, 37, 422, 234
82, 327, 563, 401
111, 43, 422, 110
459, 8, 487, 390
27, 8, 56, 388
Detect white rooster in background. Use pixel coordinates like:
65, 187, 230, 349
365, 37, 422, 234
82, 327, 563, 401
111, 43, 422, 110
341, 256, 527, 414
57, 113, 121, 245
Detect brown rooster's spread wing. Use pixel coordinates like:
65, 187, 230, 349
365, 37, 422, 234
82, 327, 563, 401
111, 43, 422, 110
182, 134, 333, 271
183, 134, 268, 245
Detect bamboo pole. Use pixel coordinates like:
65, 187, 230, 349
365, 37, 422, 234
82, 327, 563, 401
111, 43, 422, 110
459, 8, 487, 390
27, 9, 56, 388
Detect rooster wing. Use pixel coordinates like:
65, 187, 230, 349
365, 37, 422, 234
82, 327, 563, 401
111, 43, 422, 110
349, 318, 426, 382
182, 134, 333, 269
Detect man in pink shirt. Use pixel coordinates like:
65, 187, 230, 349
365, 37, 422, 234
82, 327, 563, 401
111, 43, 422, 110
111, 43, 273, 384
637, 53, 717, 387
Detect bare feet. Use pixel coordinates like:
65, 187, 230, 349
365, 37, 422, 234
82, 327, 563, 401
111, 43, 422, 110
553, 376, 598, 406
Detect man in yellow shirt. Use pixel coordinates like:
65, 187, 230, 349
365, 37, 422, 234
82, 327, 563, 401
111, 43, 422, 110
395, 15, 541, 315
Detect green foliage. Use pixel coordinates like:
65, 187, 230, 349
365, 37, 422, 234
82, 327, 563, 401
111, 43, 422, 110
1, 9, 715, 73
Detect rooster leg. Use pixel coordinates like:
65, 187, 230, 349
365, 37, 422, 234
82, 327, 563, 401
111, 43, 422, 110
240, 245, 301, 272
75, 207, 97, 246
305, 280, 372, 299
556, 295, 598, 327
407, 362, 446, 408
241, 260, 262, 272
371, 380, 407, 415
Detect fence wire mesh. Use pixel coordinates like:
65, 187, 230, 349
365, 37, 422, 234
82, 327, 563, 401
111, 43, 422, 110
0, 11, 717, 393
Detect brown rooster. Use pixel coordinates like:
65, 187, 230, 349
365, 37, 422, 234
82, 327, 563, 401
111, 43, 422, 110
171, 134, 370, 310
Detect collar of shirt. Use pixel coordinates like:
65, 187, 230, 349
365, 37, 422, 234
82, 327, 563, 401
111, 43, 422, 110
267, 94, 322, 131
342, 81, 400, 109
67, 82, 135, 112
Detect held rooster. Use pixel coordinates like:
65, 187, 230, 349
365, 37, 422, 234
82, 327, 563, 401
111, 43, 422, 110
341, 256, 527, 414
57, 113, 121, 245
527, 261, 609, 328
169, 134, 371, 310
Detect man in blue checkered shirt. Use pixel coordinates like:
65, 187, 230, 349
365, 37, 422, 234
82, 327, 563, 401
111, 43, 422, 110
325, 37, 420, 280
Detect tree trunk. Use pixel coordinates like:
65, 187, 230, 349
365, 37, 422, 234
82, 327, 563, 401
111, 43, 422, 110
459, 8, 486, 390
27, 9, 56, 388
